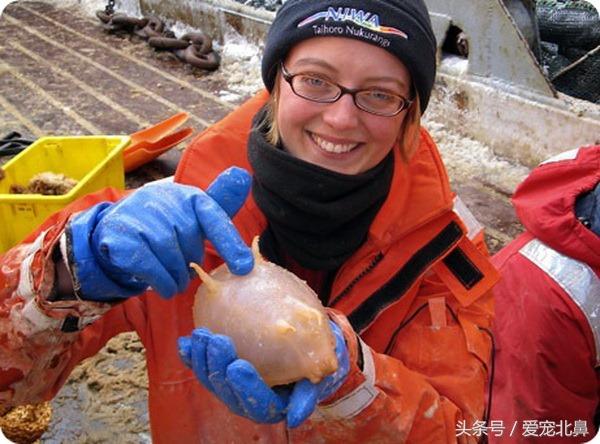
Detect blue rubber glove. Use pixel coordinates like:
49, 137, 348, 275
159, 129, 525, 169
68, 167, 254, 301
177, 320, 350, 428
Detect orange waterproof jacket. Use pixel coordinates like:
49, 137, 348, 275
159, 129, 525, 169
0, 91, 497, 443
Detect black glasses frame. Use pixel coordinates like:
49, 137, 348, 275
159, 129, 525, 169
279, 62, 412, 117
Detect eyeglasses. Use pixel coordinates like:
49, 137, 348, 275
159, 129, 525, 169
280, 62, 412, 117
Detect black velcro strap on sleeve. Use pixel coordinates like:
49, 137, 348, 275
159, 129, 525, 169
443, 247, 484, 290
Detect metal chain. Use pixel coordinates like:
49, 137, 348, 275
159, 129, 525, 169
105, 0, 116, 15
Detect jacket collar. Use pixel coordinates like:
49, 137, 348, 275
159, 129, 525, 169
368, 128, 454, 249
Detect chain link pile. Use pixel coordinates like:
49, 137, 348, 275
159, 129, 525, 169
96, 9, 220, 71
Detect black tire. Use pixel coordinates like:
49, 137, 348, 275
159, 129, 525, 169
538, 4, 600, 49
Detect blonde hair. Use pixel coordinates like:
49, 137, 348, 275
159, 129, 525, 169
263, 75, 281, 146
263, 71, 422, 162
398, 94, 422, 162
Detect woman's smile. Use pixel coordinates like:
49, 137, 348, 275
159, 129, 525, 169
308, 131, 362, 155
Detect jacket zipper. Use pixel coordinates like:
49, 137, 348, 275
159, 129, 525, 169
329, 252, 384, 306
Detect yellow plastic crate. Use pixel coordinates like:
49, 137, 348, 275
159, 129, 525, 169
0, 135, 129, 253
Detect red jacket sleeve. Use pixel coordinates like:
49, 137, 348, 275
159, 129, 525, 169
0, 188, 134, 408
490, 236, 599, 443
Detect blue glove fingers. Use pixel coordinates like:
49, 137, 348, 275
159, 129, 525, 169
142, 230, 191, 295
177, 336, 192, 368
206, 167, 252, 218
174, 224, 204, 277
192, 195, 253, 276
205, 335, 245, 416
138, 189, 202, 292
285, 320, 351, 428
316, 321, 351, 402
226, 360, 287, 424
190, 328, 216, 394
132, 255, 179, 298
200, 167, 253, 276
146, 186, 205, 276
182, 330, 242, 417
100, 233, 179, 298
286, 379, 320, 428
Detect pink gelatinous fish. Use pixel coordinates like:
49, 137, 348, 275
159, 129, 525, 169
191, 238, 338, 386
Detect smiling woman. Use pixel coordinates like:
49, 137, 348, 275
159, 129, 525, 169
273, 37, 413, 175
0, 1, 497, 443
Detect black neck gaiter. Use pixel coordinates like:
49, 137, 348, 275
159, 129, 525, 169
248, 109, 394, 271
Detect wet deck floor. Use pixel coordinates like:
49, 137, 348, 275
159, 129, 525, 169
0, 1, 522, 441
0, 1, 241, 186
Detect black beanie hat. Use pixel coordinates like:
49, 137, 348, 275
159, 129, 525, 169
261, 0, 437, 112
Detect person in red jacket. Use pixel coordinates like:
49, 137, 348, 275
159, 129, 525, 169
491, 146, 600, 443
0, 1, 498, 442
